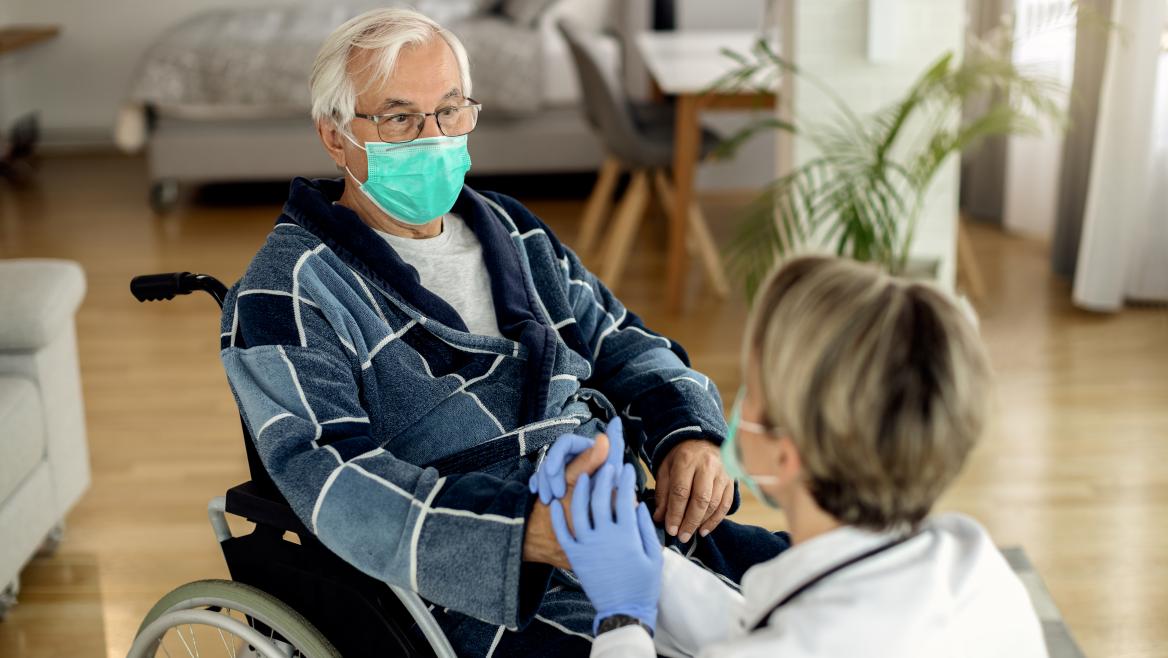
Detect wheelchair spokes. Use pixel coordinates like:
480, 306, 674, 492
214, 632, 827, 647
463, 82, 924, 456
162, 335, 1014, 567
127, 580, 339, 658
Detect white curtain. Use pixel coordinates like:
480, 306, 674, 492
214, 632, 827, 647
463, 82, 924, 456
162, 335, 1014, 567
1072, 0, 1168, 310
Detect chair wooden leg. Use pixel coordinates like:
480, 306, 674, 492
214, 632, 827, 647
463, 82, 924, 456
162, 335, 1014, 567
578, 157, 622, 257
650, 170, 696, 255
599, 170, 651, 291
957, 219, 986, 302
654, 171, 730, 299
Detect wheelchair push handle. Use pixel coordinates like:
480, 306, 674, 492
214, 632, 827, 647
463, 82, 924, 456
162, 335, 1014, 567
130, 272, 228, 308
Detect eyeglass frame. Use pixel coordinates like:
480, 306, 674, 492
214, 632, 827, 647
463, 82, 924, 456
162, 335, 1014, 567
351, 98, 483, 144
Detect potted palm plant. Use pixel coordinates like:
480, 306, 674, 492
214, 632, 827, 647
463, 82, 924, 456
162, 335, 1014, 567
714, 22, 1068, 297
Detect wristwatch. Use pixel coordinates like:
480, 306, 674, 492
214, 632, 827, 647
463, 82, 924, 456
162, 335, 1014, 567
596, 614, 654, 637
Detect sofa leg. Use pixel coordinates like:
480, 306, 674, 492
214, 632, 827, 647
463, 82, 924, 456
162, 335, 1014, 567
36, 522, 65, 557
0, 577, 19, 621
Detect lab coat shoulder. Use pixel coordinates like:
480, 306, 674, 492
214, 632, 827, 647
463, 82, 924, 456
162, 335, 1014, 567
701, 513, 1047, 658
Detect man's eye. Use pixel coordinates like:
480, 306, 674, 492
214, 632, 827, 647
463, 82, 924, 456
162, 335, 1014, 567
388, 114, 412, 124
437, 107, 459, 118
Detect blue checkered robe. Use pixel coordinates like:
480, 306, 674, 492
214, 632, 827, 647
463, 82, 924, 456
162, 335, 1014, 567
219, 178, 785, 655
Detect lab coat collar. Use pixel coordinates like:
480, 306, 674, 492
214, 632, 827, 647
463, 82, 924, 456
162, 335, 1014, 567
741, 523, 907, 628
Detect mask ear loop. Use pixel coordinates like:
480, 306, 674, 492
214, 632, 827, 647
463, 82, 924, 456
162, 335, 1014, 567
341, 130, 367, 184
729, 389, 783, 486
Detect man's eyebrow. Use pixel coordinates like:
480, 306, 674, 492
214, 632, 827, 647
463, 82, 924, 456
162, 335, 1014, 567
378, 98, 415, 112
377, 89, 463, 112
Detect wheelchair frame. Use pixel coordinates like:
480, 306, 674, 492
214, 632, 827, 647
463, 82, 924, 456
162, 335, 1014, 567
130, 271, 457, 658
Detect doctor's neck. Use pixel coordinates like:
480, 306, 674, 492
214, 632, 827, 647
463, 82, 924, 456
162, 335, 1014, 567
779, 485, 842, 546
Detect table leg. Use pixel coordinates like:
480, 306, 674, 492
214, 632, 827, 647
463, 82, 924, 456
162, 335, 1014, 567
668, 94, 700, 311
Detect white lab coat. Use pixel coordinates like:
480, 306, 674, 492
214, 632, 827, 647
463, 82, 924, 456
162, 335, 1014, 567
591, 513, 1048, 658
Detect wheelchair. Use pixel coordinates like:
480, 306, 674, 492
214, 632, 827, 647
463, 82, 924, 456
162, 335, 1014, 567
126, 272, 457, 658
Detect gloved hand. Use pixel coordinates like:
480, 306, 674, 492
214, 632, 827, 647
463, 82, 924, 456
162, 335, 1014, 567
550, 462, 663, 634
529, 417, 626, 504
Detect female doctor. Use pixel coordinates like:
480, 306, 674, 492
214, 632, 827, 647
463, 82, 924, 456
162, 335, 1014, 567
534, 256, 1048, 658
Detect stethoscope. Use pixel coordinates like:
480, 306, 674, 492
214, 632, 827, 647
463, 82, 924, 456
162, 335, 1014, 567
748, 530, 922, 632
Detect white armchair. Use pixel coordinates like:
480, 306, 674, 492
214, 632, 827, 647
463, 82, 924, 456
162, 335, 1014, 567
0, 259, 90, 618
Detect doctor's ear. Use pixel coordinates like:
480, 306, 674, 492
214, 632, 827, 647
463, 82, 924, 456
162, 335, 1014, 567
317, 119, 348, 168
774, 435, 804, 483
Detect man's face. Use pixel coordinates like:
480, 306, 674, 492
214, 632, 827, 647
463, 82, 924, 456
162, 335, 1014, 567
341, 37, 465, 181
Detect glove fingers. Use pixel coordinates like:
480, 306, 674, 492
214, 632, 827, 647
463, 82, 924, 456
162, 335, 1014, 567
539, 435, 593, 503
590, 464, 617, 527
605, 417, 625, 469
615, 463, 637, 527
572, 472, 592, 534
549, 499, 576, 549
635, 502, 662, 559
548, 435, 594, 472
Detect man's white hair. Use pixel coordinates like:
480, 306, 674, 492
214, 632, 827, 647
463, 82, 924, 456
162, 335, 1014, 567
310, 8, 472, 131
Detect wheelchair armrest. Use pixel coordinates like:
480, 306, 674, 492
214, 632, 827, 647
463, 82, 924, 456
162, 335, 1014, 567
225, 480, 309, 537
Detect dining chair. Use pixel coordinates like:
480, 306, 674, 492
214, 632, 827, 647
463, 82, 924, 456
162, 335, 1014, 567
558, 20, 730, 297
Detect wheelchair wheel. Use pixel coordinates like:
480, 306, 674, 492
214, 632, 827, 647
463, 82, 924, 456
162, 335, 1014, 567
128, 579, 341, 658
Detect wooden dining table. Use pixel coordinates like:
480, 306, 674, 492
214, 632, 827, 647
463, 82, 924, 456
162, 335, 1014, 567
635, 30, 778, 310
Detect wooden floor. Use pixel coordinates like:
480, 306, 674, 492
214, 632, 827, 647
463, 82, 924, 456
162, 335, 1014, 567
1, 154, 1165, 657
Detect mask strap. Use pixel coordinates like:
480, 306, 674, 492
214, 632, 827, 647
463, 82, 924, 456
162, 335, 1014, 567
342, 130, 366, 152
341, 130, 366, 185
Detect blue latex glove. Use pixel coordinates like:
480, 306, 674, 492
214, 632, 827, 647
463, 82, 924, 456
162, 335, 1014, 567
550, 462, 663, 634
529, 417, 626, 504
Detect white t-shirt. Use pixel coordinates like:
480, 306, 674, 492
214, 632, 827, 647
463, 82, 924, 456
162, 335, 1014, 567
375, 214, 502, 338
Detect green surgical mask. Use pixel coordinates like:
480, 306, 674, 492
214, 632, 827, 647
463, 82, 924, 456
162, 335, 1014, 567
344, 133, 471, 225
723, 386, 782, 509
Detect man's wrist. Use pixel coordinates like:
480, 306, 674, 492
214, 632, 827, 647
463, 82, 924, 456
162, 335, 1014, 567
522, 497, 568, 568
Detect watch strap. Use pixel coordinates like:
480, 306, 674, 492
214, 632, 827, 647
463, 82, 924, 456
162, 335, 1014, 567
596, 614, 654, 637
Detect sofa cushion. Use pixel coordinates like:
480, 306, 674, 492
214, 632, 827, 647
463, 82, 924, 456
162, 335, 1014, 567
0, 377, 46, 504
0, 259, 86, 351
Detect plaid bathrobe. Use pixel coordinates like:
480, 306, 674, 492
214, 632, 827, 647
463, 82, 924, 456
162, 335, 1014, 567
220, 177, 788, 656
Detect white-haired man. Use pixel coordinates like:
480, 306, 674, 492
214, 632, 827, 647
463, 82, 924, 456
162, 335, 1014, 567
218, 8, 789, 655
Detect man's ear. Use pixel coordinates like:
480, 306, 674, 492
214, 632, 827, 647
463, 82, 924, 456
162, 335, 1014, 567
317, 119, 347, 168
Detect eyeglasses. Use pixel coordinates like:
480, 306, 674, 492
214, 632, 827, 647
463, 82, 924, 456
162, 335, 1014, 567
353, 99, 482, 144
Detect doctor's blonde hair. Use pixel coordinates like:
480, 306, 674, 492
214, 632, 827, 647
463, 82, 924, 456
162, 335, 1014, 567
743, 257, 991, 531
310, 8, 472, 132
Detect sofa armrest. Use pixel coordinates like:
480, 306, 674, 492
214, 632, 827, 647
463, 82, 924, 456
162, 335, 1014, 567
0, 259, 86, 351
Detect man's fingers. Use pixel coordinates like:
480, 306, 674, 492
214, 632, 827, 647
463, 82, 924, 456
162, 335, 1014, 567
664, 466, 695, 537
699, 479, 735, 538
699, 480, 724, 530
565, 433, 609, 487
677, 466, 715, 543
652, 462, 671, 524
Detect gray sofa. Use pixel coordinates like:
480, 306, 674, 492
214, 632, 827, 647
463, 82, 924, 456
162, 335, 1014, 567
114, 0, 656, 212
0, 259, 91, 618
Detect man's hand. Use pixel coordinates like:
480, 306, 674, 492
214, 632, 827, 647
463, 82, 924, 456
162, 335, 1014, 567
653, 439, 733, 543
523, 432, 611, 568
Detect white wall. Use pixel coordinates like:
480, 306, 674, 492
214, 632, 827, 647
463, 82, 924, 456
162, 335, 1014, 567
788, 0, 966, 287
0, 0, 306, 146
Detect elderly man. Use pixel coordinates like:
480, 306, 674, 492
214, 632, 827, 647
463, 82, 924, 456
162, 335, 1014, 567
219, 8, 787, 655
